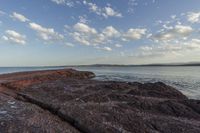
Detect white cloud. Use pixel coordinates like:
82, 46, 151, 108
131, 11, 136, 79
29, 22, 64, 42
136, 38, 200, 57
51, 0, 65, 5
103, 7, 122, 18
153, 25, 193, 42
71, 32, 91, 46
2, 30, 26, 45
65, 42, 74, 47
96, 46, 112, 51
71, 23, 103, 46
102, 26, 120, 38
171, 15, 177, 19
185, 39, 200, 49
123, 28, 147, 41
11, 12, 29, 22
103, 46, 112, 51
2, 36, 8, 41
83, 1, 99, 13
174, 25, 193, 35
127, 0, 138, 14
115, 44, 122, 48
71, 23, 122, 46
92, 33, 107, 45
51, 0, 75, 7
73, 22, 97, 34
83, 1, 122, 18
152, 0, 156, 3
187, 12, 200, 23
69, 22, 146, 47
0, 10, 6, 16
78, 15, 89, 24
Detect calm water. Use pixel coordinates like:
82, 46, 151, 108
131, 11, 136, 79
0, 67, 66, 74
73, 66, 200, 100
0, 66, 200, 99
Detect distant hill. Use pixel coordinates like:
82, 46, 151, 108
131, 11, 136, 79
69, 62, 200, 67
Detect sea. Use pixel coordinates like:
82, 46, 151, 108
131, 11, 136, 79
0, 66, 199, 100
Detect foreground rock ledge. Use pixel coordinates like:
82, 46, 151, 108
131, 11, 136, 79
0, 69, 199, 133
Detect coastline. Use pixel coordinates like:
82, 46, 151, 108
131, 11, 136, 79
0, 69, 200, 133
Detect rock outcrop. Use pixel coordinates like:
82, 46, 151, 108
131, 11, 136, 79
0, 69, 199, 133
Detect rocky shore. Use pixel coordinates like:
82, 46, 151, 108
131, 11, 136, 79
0, 69, 199, 133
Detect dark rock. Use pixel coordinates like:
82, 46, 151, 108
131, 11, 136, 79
0, 69, 199, 133
127, 82, 188, 99
0, 93, 80, 133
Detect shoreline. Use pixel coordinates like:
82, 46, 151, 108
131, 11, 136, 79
0, 65, 200, 75
0, 69, 199, 133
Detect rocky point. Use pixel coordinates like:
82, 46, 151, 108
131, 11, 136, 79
0, 69, 199, 133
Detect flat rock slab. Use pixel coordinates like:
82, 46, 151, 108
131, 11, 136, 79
0, 69, 200, 133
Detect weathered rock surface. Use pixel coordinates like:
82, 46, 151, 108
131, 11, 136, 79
0, 93, 80, 133
0, 69, 200, 133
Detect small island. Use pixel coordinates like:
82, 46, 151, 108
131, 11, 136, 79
0, 69, 199, 133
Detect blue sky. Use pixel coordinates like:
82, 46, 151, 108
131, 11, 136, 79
1, 0, 200, 66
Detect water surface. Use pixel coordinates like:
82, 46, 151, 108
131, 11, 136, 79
74, 66, 200, 99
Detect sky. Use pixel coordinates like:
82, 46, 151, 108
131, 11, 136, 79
1, 0, 200, 66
